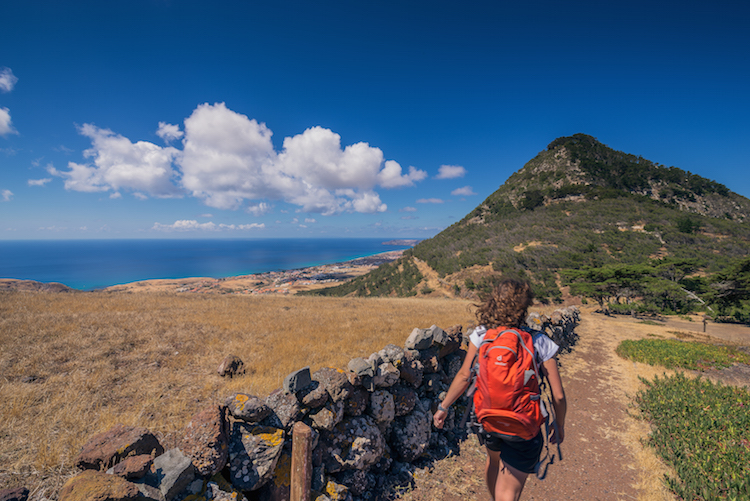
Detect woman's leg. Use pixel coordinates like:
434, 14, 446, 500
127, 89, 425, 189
494, 458, 529, 501
485, 448, 501, 500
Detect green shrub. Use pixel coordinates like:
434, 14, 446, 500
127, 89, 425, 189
303, 257, 423, 297
616, 338, 750, 371
677, 216, 700, 234
607, 302, 648, 315
521, 189, 545, 210
636, 373, 750, 500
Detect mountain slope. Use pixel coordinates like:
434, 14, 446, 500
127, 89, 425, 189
308, 134, 750, 301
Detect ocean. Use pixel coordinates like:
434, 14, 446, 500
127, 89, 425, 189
0, 238, 414, 291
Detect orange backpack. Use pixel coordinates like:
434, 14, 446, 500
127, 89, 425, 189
473, 327, 544, 440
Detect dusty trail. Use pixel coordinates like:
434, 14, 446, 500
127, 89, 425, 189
521, 310, 651, 500
504, 310, 748, 500
522, 338, 638, 499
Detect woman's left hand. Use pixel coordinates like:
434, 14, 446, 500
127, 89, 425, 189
433, 408, 447, 429
548, 422, 564, 444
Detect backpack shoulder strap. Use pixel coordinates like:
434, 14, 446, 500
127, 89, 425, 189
507, 327, 543, 390
480, 327, 524, 347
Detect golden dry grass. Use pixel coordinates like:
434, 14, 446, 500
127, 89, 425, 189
395, 434, 488, 501
0, 291, 475, 498
4, 291, 747, 500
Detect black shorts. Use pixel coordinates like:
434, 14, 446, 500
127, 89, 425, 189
482, 431, 544, 474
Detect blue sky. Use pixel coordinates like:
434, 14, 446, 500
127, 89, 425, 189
1, 0, 748, 240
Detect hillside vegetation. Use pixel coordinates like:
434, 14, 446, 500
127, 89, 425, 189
311, 134, 750, 321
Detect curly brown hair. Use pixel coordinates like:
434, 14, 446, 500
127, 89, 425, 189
474, 278, 533, 328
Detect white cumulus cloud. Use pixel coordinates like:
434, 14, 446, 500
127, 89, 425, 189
247, 202, 272, 216
436, 164, 466, 179
178, 104, 406, 215
0, 68, 17, 93
1, 189, 13, 202
28, 178, 52, 187
152, 219, 265, 232
153, 220, 217, 231
63, 102, 425, 215
179, 103, 279, 210
0, 108, 16, 136
50, 124, 182, 197
377, 161, 427, 188
451, 186, 476, 196
48, 162, 108, 192
156, 122, 184, 143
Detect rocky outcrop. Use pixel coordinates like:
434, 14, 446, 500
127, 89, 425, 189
108, 454, 152, 480
525, 306, 580, 352
180, 405, 229, 476
0, 487, 29, 501
137, 447, 196, 500
228, 424, 285, 491
225, 392, 272, 422
217, 355, 246, 378
56, 309, 578, 501
58, 471, 140, 501
74, 424, 163, 471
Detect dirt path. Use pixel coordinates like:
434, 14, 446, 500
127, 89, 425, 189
524, 309, 750, 500
521, 333, 640, 499
404, 307, 750, 501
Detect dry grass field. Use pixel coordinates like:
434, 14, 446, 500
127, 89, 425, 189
4, 290, 749, 501
0, 291, 475, 499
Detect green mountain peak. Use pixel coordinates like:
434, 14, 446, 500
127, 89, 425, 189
308, 134, 750, 304
476, 133, 748, 222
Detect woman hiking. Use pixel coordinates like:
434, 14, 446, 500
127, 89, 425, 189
433, 278, 567, 501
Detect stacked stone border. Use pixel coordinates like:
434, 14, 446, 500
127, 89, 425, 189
9, 307, 578, 501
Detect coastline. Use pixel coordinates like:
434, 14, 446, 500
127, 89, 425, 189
87, 249, 405, 295
0, 238, 417, 292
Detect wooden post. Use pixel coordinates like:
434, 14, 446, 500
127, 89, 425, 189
291, 421, 313, 501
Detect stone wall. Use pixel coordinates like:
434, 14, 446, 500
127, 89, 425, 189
43, 307, 579, 501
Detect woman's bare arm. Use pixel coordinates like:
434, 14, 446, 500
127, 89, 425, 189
541, 356, 567, 444
433, 342, 478, 429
